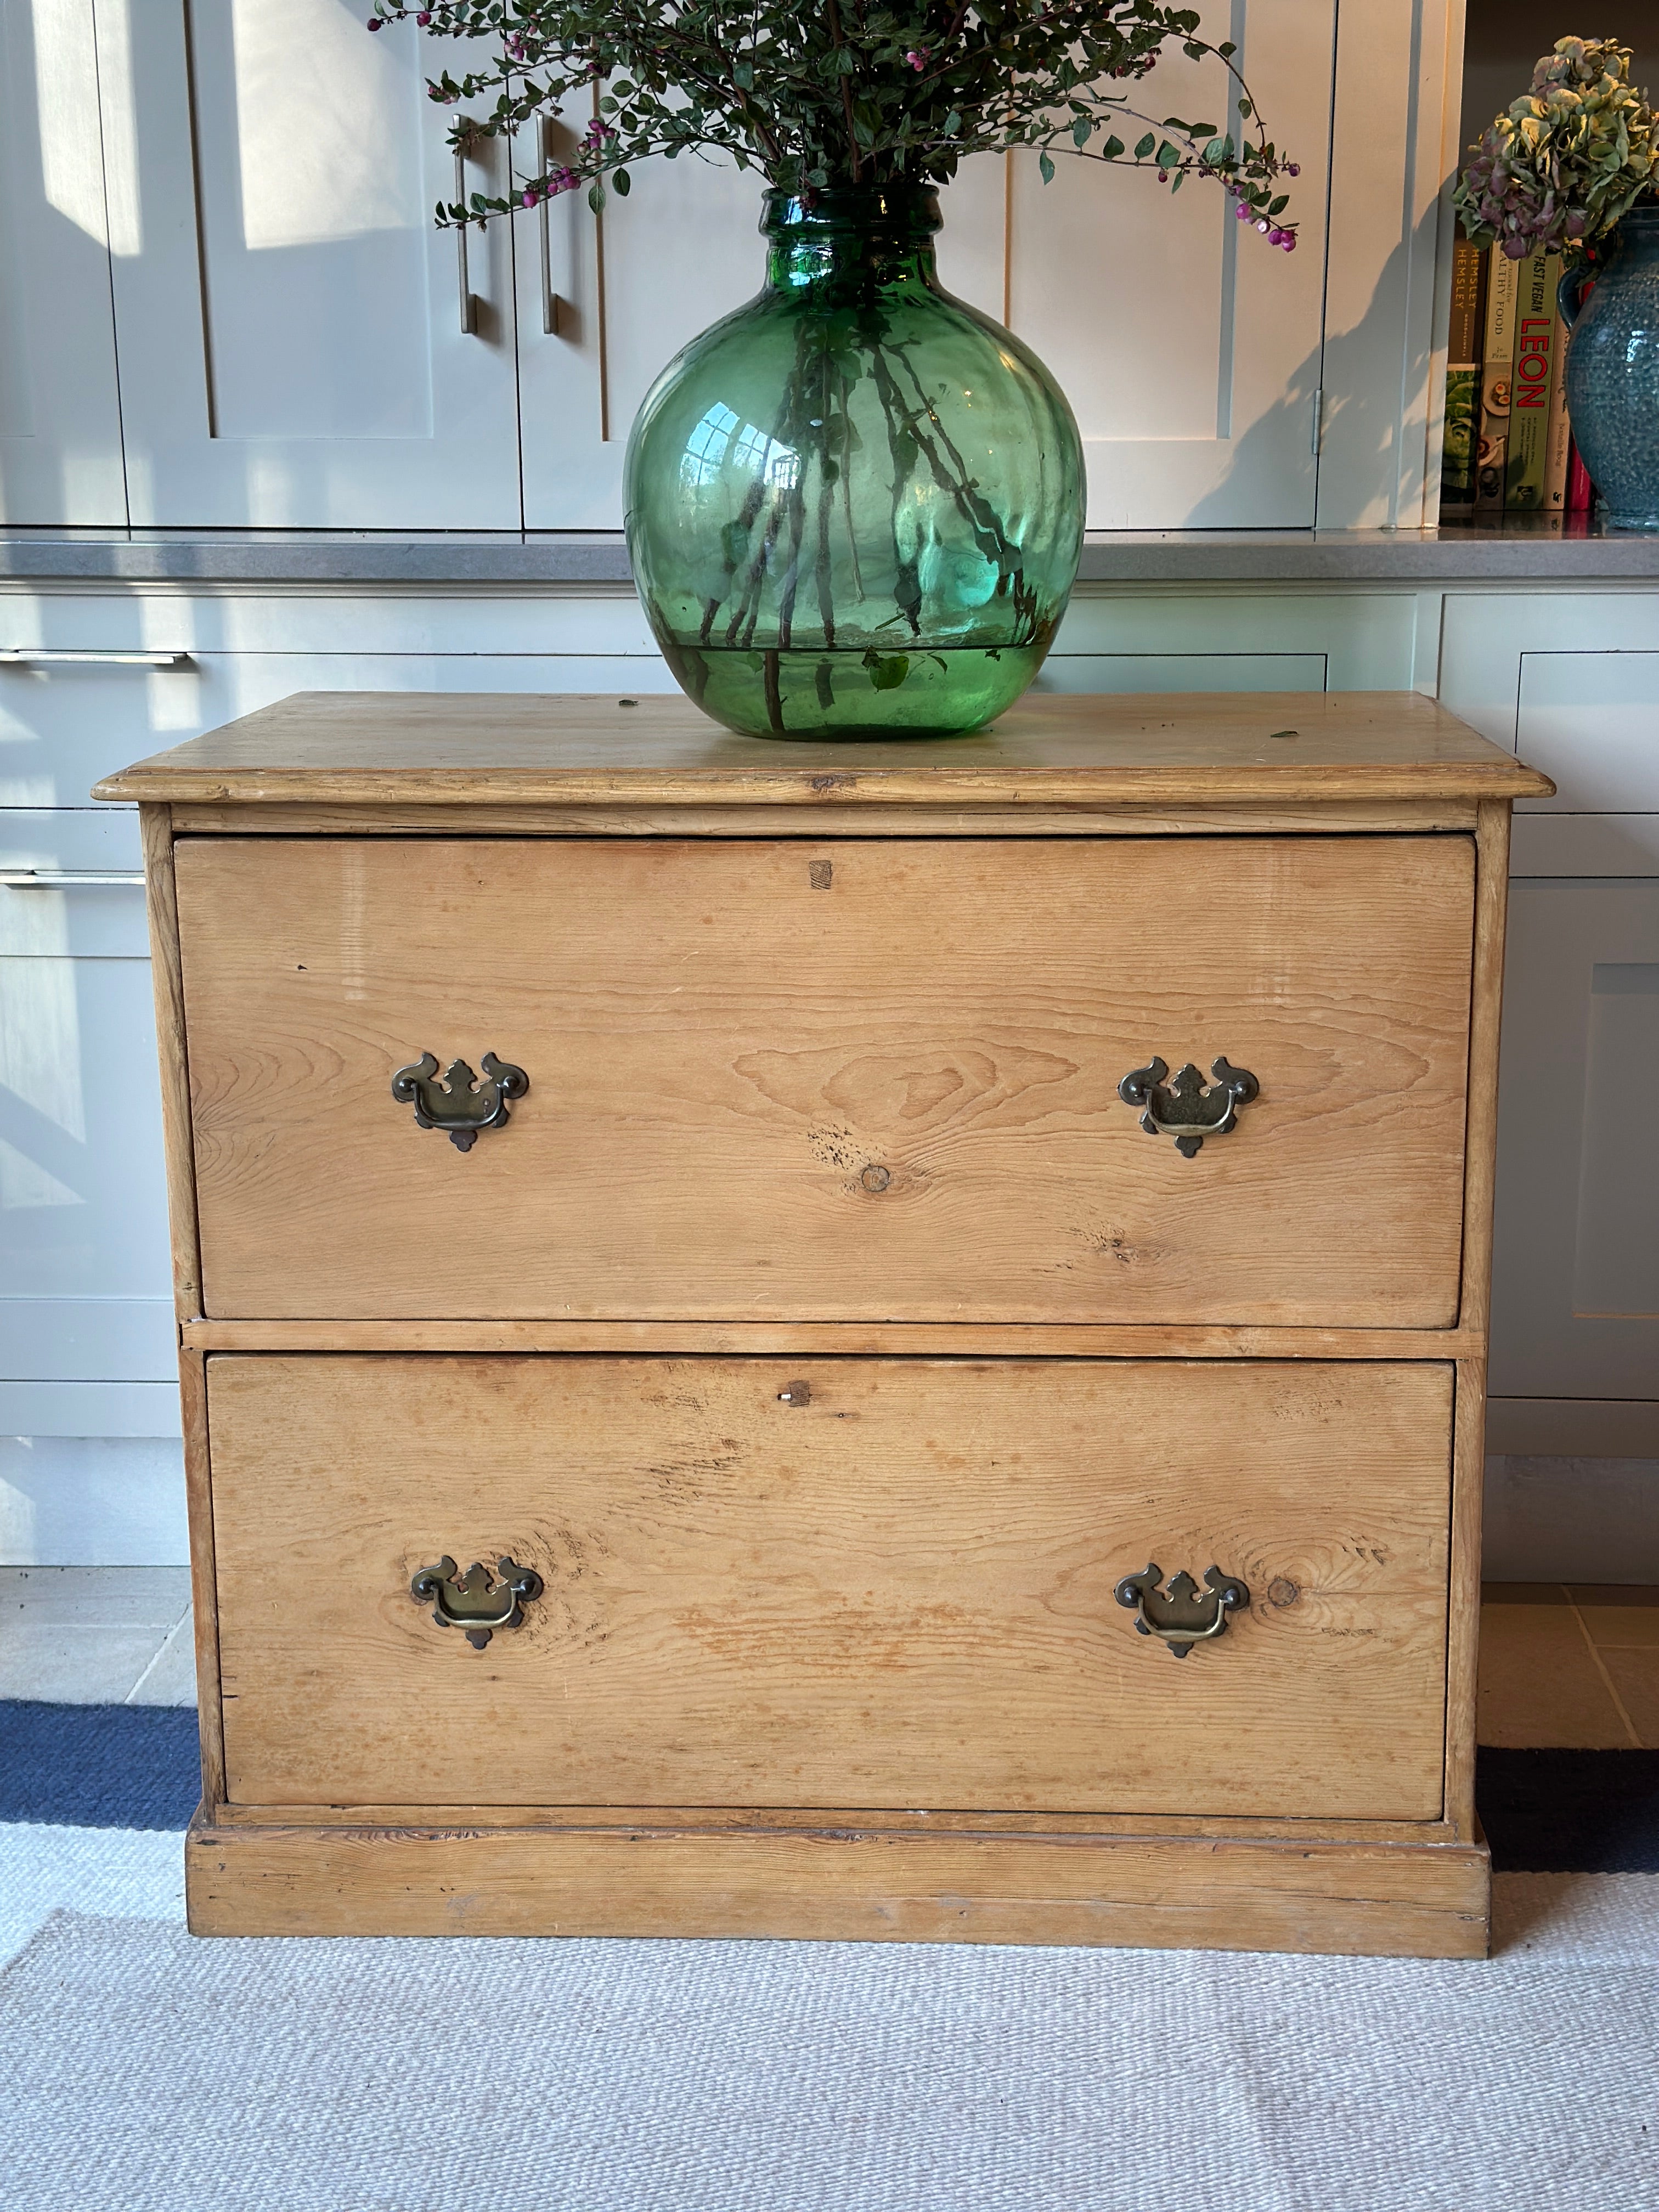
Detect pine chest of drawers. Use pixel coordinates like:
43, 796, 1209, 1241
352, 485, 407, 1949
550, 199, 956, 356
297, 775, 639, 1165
98, 690, 1551, 1956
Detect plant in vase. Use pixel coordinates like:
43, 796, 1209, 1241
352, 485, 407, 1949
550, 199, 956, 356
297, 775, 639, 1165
1454, 37, 1659, 531
368, 1, 1300, 733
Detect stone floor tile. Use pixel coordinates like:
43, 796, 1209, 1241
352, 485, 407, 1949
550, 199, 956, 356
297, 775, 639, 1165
1476, 1601, 1635, 1747
125, 1613, 198, 1708
0, 1629, 177, 1705
0, 1566, 191, 1632
1599, 1649, 1659, 1749
1567, 1588, 1659, 1651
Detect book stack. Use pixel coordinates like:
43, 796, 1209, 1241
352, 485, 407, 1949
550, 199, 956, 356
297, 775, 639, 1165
1440, 227, 1595, 522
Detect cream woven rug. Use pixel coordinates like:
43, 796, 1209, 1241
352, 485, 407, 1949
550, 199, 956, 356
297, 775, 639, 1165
4, 1872, 1657, 2212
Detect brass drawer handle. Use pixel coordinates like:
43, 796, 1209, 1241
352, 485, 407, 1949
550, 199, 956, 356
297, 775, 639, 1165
1118, 1056, 1259, 1158
391, 1052, 528, 1152
410, 1555, 544, 1649
1115, 1564, 1250, 1658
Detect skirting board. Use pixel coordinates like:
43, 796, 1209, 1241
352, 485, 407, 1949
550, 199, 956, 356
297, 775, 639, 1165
185, 1816, 1491, 1959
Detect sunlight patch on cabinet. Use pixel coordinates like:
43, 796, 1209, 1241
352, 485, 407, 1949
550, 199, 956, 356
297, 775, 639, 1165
187, 0, 435, 439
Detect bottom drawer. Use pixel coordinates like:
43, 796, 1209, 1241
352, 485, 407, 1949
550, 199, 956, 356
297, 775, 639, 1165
208, 1355, 1453, 1820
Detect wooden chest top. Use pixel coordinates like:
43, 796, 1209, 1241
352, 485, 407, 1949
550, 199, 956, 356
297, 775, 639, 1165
94, 689, 1554, 809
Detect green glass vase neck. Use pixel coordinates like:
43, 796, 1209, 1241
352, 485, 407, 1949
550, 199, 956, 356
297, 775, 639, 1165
762, 184, 942, 293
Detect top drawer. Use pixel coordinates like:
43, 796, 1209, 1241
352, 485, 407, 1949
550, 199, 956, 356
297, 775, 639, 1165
174, 834, 1474, 1324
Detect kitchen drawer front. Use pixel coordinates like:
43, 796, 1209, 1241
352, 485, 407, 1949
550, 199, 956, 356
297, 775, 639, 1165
209, 1354, 1453, 1820
175, 836, 1474, 1325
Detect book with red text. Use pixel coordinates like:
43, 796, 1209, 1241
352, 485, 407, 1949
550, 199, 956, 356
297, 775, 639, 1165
1505, 250, 1562, 510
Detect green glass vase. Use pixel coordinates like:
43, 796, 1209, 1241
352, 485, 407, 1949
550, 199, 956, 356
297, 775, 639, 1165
624, 183, 1085, 738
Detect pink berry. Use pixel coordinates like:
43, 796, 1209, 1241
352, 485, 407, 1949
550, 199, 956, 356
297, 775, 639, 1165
366, 13, 382, 25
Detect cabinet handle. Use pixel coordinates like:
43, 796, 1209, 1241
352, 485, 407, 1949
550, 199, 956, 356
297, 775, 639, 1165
538, 117, 558, 334
411, 1555, 543, 1649
1118, 1056, 1259, 1158
0, 650, 187, 666
1115, 1564, 1250, 1658
391, 1051, 528, 1150
1, 868, 144, 888
455, 137, 478, 335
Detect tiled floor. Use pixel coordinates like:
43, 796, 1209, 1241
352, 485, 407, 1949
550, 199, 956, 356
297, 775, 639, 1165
0, 1568, 195, 1706
1479, 1584, 1659, 1748
3, 1570, 1657, 1742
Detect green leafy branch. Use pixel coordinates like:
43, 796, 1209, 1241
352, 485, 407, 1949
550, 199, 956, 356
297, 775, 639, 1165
362, 0, 1297, 243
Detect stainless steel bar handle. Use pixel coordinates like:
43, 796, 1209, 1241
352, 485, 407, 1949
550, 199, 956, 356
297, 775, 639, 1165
1, 869, 145, 888
456, 139, 477, 335
539, 118, 557, 335
0, 650, 187, 666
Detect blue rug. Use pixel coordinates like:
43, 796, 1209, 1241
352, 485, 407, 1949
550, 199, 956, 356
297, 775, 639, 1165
1477, 1748, 1659, 1873
3, 1705, 1655, 1867
0, 1703, 200, 1830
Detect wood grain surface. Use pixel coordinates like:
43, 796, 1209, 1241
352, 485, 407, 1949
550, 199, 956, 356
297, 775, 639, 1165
208, 1355, 1453, 1820
205, 1801, 1462, 1844
163, 800, 1485, 839
175, 835, 1475, 1325
184, 1814, 1489, 1954
95, 689, 1555, 807
179, 1320, 1487, 1357
139, 804, 203, 1318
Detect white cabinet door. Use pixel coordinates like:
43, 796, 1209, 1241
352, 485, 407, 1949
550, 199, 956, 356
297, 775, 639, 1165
994, 0, 1333, 530
0, 948, 172, 1385
1491, 879, 1659, 1404
93, 0, 522, 527
0, 0, 125, 524
0, 812, 174, 1415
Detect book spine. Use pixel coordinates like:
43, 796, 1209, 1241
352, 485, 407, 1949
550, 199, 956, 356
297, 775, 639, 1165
1447, 227, 1487, 365
1475, 245, 1519, 512
1505, 250, 1560, 510
1440, 229, 1488, 509
1440, 368, 1480, 503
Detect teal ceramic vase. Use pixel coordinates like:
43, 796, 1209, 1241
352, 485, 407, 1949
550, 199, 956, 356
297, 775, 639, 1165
1559, 203, 1659, 531
624, 183, 1085, 737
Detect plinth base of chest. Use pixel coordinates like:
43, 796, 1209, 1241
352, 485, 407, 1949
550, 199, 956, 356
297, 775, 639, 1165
184, 1812, 1492, 1958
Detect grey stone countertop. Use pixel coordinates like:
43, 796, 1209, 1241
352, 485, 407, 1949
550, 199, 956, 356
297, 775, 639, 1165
2, 522, 1657, 585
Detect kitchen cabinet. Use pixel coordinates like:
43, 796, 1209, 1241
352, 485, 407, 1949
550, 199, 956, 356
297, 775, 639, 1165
0, 0, 1451, 532
92, 0, 522, 527
1441, 588, 1659, 1468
